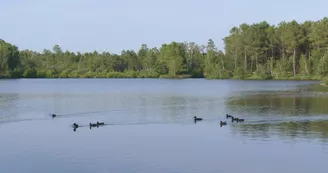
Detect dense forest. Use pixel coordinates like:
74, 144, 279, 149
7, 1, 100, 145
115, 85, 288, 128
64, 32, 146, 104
1, 18, 328, 84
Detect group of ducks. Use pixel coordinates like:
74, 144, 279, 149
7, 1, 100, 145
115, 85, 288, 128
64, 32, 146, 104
52, 114, 105, 131
52, 113, 244, 131
226, 114, 245, 122
72, 122, 105, 131
193, 114, 245, 127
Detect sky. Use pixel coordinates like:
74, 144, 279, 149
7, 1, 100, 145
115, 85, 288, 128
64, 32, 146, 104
0, 0, 327, 54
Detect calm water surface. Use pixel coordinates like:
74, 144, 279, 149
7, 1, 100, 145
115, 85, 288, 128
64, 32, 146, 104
0, 79, 327, 173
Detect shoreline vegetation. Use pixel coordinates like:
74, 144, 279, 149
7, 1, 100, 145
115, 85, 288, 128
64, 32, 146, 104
1, 18, 328, 85
0, 74, 323, 81
321, 77, 328, 86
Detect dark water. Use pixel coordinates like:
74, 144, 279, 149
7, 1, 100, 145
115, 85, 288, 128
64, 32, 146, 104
0, 79, 327, 173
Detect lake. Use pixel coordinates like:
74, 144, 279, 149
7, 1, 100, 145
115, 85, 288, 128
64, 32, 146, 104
0, 78, 327, 173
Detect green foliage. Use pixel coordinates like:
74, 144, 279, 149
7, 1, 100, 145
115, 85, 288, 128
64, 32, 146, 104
322, 77, 328, 85
46, 70, 57, 78
10, 68, 22, 78
23, 69, 37, 78
0, 40, 20, 75
1, 18, 328, 80
234, 67, 245, 79
299, 54, 310, 75
317, 53, 328, 76
59, 70, 70, 78
251, 64, 273, 80
36, 70, 46, 78
138, 70, 159, 78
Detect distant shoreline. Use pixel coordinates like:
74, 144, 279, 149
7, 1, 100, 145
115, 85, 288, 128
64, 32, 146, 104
2, 17, 328, 86
0, 76, 322, 81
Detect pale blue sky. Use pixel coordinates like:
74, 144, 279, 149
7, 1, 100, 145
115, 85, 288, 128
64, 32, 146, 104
0, 0, 327, 54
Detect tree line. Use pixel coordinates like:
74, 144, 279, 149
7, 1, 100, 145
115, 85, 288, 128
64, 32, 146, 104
1, 17, 328, 83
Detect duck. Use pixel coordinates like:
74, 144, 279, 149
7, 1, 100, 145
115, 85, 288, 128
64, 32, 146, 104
73, 123, 79, 128
220, 121, 227, 126
237, 118, 245, 122
89, 123, 98, 127
97, 121, 105, 125
231, 117, 239, 122
194, 116, 203, 121
226, 114, 233, 119
232, 117, 245, 123
52, 114, 56, 118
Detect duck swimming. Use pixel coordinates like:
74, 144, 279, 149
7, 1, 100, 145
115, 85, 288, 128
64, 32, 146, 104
89, 123, 98, 127
226, 114, 233, 119
237, 118, 244, 122
232, 117, 245, 123
194, 116, 203, 121
220, 121, 227, 126
231, 117, 238, 122
73, 123, 79, 128
52, 114, 56, 118
97, 121, 105, 125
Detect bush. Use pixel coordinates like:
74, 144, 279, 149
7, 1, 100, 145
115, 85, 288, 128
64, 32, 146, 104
138, 70, 159, 78
159, 74, 191, 79
59, 70, 71, 78
23, 69, 37, 78
10, 68, 23, 78
67, 70, 79, 78
124, 70, 138, 78
322, 77, 328, 85
36, 70, 46, 78
191, 69, 204, 78
106, 72, 127, 78
233, 67, 245, 79
46, 70, 58, 78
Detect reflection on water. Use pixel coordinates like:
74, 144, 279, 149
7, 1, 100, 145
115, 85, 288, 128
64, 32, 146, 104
227, 92, 328, 116
226, 87, 328, 142
230, 120, 328, 142
1, 79, 328, 173
0, 93, 19, 110
0, 93, 20, 122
